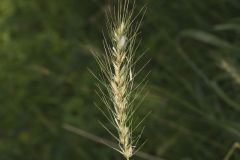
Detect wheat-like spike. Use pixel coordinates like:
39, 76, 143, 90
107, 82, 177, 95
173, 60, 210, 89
219, 59, 240, 86
93, 1, 146, 159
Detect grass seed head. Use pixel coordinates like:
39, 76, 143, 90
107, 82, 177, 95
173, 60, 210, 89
93, 0, 147, 159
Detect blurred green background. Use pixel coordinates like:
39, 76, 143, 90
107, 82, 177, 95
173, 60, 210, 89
1, 0, 240, 159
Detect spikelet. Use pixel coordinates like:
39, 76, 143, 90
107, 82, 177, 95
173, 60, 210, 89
92, 0, 147, 159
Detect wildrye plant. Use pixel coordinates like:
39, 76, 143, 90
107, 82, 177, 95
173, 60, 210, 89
92, 0, 147, 159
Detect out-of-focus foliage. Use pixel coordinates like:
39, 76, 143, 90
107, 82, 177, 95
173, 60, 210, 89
0, 0, 240, 160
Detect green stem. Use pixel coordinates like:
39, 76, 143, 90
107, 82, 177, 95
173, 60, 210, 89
223, 142, 240, 160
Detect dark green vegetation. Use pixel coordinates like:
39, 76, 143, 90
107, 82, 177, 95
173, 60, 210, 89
1, 0, 240, 159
